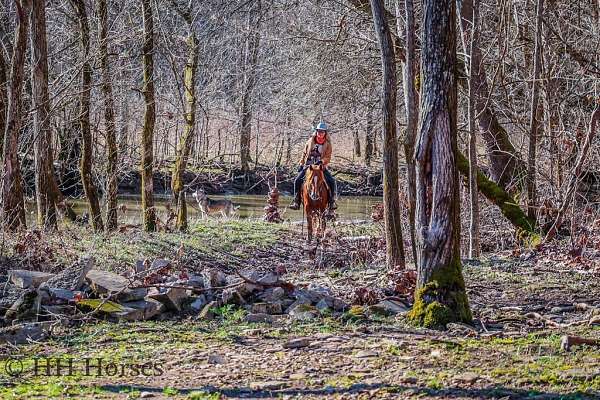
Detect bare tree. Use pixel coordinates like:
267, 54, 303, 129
30, 0, 57, 229
409, 0, 471, 328
71, 0, 104, 231
141, 0, 156, 232
370, 0, 405, 270
1, 0, 30, 231
97, 0, 118, 231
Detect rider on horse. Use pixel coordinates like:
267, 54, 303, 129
289, 122, 337, 210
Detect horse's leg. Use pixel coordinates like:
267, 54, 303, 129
306, 210, 313, 243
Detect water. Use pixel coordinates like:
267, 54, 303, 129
28, 194, 382, 224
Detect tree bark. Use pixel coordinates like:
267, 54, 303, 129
364, 106, 374, 166
526, 0, 545, 222
238, 1, 261, 173
141, 0, 156, 232
408, 0, 472, 328
1, 0, 30, 231
0, 43, 6, 159
397, 0, 418, 263
30, 0, 57, 230
172, 32, 199, 232
97, 0, 118, 231
71, 0, 103, 231
370, 0, 405, 270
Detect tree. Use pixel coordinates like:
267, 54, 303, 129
0, 42, 6, 158
30, 0, 58, 230
526, 0, 545, 222
97, 0, 118, 231
141, 0, 157, 232
370, 0, 405, 270
457, 0, 482, 257
397, 0, 418, 262
1, 0, 30, 231
169, 1, 199, 231
238, 0, 261, 173
364, 104, 374, 166
408, 0, 472, 328
71, 0, 104, 231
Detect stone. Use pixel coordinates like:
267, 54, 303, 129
147, 287, 187, 312
251, 302, 282, 315
282, 338, 311, 349
8, 270, 55, 289
198, 301, 217, 320
86, 270, 147, 302
315, 299, 330, 312
46, 288, 77, 302
272, 286, 285, 300
207, 354, 225, 365
354, 350, 378, 359
288, 304, 318, 321
118, 299, 164, 321
454, 372, 479, 384
257, 272, 279, 285
134, 260, 147, 274
43, 257, 95, 291
245, 313, 274, 323
189, 295, 207, 312
203, 269, 227, 288
185, 274, 205, 288
0, 322, 48, 345
248, 381, 289, 390
285, 297, 312, 313
5, 289, 38, 321
151, 259, 171, 270
139, 391, 154, 398
369, 299, 409, 316
221, 289, 246, 305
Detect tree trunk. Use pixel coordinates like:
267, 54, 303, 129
0, 43, 6, 159
97, 0, 118, 231
30, 0, 57, 230
1, 0, 30, 231
370, 0, 405, 270
364, 106, 374, 166
71, 0, 103, 231
408, 0, 472, 329
460, 0, 481, 258
397, 0, 418, 263
353, 129, 361, 158
526, 0, 544, 222
172, 33, 199, 232
141, 0, 156, 232
457, 0, 525, 190
238, 1, 261, 173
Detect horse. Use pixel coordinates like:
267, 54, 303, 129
302, 163, 330, 242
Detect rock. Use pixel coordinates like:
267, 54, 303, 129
251, 302, 282, 315
118, 299, 164, 321
5, 289, 39, 321
454, 372, 479, 384
248, 381, 289, 390
315, 299, 330, 312
147, 287, 187, 312
151, 259, 171, 270
203, 269, 227, 288
245, 313, 274, 323
285, 297, 312, 313
272, 287, 285, 300
369, 299, 409, 316
221, 289, 246, 305
307, 283, 333, 296
430, 349, 442, 358
8, 270, 55, 289
288, 304, 318, 321
282, 337, 311, 349
44, 257, 94, 291
198, 301, 217, 320
0, 322, 48, 345
45, 288, 77, 302
185, 274, 205, 288
134, 260, 147, 274
257, 272, 279, 285
189, 295, 207, 312
355, 350, 378, 358
208, 354, 225, 365
139, 391, 154, 398
86, 270, 147, 302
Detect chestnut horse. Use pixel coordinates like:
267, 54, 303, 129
302, 164, 329, 242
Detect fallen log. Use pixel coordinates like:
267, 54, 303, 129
560, 335, 600, 351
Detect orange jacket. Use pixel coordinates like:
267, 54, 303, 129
300, 134, 332, 166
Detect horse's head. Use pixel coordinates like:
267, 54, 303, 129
306, 164, 327, 202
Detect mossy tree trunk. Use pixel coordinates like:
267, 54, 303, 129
370, 0, 405, 270
141, 0, 156, 232
172, 27, 199, 232
408, 0, 472, 329
71, 0, 103, 231
1, 0, 30, 231
97, 0, 118, 231
30, 0, 57, 230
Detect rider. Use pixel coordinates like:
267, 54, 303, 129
289, 122, 337, 210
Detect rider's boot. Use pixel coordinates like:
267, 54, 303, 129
328, 195, 338, 210
289, 192, 302, 210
